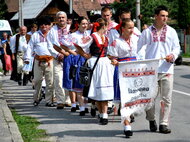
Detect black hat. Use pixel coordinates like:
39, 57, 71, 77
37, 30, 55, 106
37, 17, 51, 26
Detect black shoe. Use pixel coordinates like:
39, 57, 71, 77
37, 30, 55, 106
130, 115, 135, 123
23, 83, 27, 86
71, 107, 77, 112
85, 108, 89, 113
124, 130, 133, 138
64, 104, 71, 107
100, 118, 108, 125
45, 103, 56, 107
91, 108, 96, 117
33, 101, 39, 106
79, 111, 85, 116
18, 81, 22, 86
57, 104, 64, 109
118, 105, 121, 116
76, 105, 79, 110
149, 120, 157, 132
159, 125, 171, 134
107, 105, 114, 114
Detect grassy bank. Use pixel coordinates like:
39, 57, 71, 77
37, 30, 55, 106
182, 53, 190, 57
11, 109, 49, 142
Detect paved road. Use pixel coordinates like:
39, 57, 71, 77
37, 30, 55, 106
1, 65, 190, 142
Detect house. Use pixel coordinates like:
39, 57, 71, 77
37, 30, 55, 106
5, 0, 118, 30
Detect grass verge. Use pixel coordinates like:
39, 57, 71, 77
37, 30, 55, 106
11, 109, 49, 142
182, 53, 190, 57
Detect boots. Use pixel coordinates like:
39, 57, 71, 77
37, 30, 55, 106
23, 74, 29, 86
17, 73, 22, 86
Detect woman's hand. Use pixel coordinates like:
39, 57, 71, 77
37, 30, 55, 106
111, 59, 119, 66
84, 53, 91, 59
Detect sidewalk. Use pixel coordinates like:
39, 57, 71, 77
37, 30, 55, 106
1, 75, 124, 142
0, 74, 23, 142
181, 57, 190, 65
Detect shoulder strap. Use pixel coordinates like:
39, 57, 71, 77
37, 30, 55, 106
91, 45, 104, 72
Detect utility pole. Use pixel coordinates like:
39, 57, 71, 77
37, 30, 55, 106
69, 0, 73, 15
19, 0, 24, 26
136, 0, 141, 31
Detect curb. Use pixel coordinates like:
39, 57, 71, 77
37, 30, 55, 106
0, 76, 24, 142
182, 61, 190, 66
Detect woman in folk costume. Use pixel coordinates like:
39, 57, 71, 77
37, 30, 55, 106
108, 19, 139, 138
74, 18, 115, 125
61, 16, 91, 116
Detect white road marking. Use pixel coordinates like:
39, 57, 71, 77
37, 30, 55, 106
173, 89, 190, 96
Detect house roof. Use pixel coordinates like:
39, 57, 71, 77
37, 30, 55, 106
97, 0, 116, 4
5, 0, 19, 13
64, 0, 101, 17
11, 0, 52, 20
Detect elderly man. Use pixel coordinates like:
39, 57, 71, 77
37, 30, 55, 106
10, 26, 31, 86
47, 11, 71, 109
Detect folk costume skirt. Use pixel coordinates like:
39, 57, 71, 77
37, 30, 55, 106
87, 56, 115, 101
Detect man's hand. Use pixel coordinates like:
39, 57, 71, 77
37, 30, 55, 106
12, 54, 15, 60
165, 54, 174, 63
24, 61, 30, 64
57, 54, 64, 62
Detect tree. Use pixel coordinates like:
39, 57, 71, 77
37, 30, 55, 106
0, 0, 8, 19
178, 0, 190, 32
111, 0, 179, 29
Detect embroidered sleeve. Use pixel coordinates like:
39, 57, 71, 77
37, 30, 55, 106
107, 39, 118, 57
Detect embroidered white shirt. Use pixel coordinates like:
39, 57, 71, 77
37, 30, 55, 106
25, 30, 51, 61
137, 25, 180, 74
108, 34, 139, 58
47, 24, 70, 58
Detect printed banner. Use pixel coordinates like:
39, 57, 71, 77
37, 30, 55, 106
119, 59, 159, 120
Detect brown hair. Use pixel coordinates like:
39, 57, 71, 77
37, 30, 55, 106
101, 6, 112, 13
121, 18, 133, 28
96, 18, 107, 31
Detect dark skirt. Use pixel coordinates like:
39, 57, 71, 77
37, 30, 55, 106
63, 54, 85, 92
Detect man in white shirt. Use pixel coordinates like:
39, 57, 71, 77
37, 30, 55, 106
47, 11, 71, 109
137, 5, 180, 134
27, 23, 38, 35
25, 17, 54, 107
10, 26, 31, 86
101, 6, 118, 31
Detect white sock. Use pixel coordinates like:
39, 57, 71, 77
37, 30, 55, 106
102, 113, 108, 119
84, 103, 88, 108
80, 106, 85, 111
72, 103, 76, 108
124, 125, 132, 131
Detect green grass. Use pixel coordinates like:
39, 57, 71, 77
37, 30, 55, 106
11, 109, 49, 142
182, 53, 190, 58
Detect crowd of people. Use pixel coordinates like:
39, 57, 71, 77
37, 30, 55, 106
0, 5, 180, 138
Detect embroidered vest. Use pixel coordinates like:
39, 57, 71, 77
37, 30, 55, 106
15, 34, 31, 54
90, 34, 108, 57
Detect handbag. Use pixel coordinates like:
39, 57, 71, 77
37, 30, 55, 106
4, 54, 12, 71
79, 61, 92, 86
69, 56, 81, 79
79, 47, 104, 86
